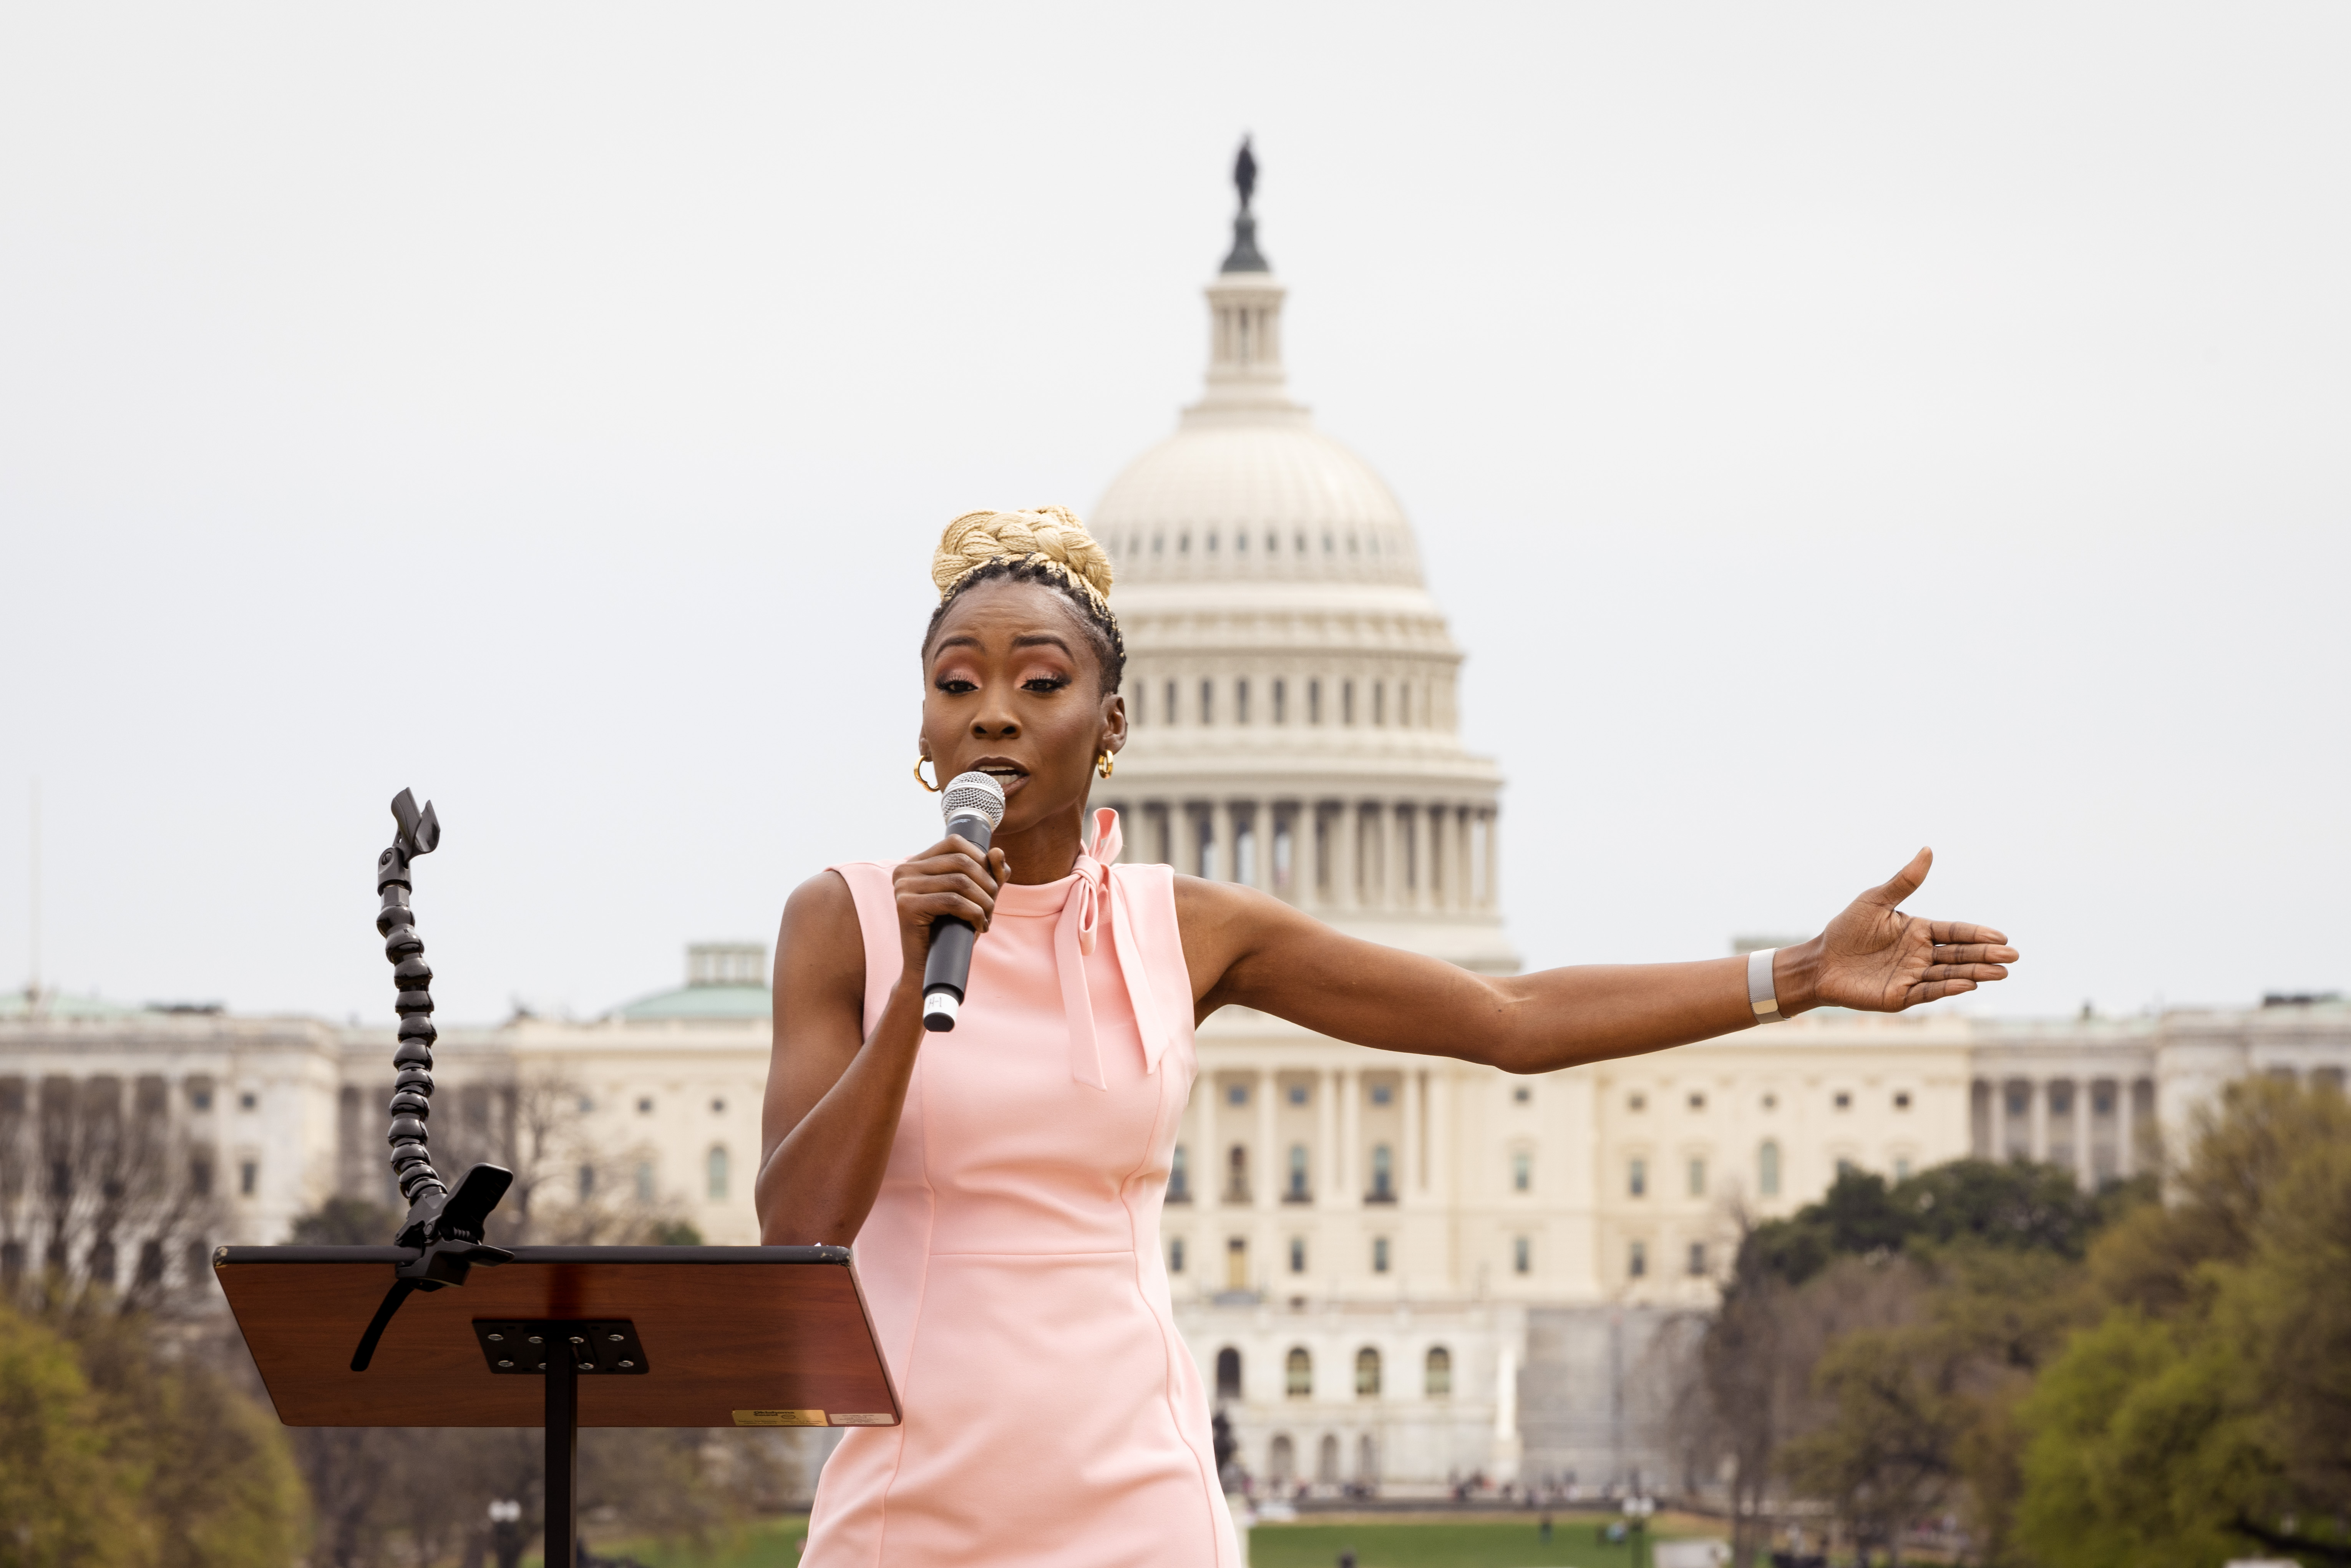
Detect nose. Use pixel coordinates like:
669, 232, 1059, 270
970, 687, 1019, 738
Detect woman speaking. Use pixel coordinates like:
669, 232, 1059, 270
755, 506, 2017, 1566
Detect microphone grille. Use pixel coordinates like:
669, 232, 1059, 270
940, 771, 1007, 828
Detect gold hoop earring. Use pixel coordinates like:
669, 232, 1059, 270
1096, 751, 1115, 779
914, 757, 942, 792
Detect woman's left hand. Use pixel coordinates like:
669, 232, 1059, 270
1800, 847, 2017, 1012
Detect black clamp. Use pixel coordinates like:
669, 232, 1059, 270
350, 790, 517, 1372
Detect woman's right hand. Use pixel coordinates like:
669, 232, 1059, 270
891, 836, 1009, 980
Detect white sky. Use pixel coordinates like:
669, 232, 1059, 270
2, 5, 2345, 1026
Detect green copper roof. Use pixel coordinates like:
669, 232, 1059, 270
0, 988, 153, 1020
614, 983, 771, 1022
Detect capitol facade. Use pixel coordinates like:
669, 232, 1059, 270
5, 160, 2350, 1502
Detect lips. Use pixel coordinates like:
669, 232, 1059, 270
966, 756, 1029, 795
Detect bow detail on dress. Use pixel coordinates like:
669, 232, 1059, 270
1054, 808, 1172, 1089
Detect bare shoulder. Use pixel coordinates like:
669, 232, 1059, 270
775, 869, 863, 1006
1170, 873, 1323, 1008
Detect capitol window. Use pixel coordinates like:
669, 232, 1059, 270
1400, 684, 1410, 725
1758, 1140, 1781, 1197
1511, 1150, 1531, 1192
1180, 532, 1191, 553
1200, 680, 1213, 724
1289, 1237, 1307, 1273
1273, 679, 1286, 723
1629, 1240, 1648, 1279
1688, 1157, 1706, 1198
1153, 533, 1163, 555
1834, 1091, 1852, 1111
1295, 531, 1307, 554
1628, 1158, 1647, 1198
1424, 1346, 1451, 1397
1169, 1237, 1185, 1273
1688, 1091, 1706, 1110
1355, 1347, 1381, 1396
1371, 1236, 1390, 1273
1322, 532, 1334, 554
1308, 679, 1322, 723
1894, 1090, 1912, 1110
1687, 1242, 1707, 1276
1342, 680, 1355, 724
1286, 1347, 1312, 1397
1236, 680, 1249, 723
707, 1145, 729, 1202
1513, 1236, 1531, 1274
1165, 680, 1176, 725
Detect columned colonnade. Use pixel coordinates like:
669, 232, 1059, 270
1969, 1073, 2155, 1186
1099, 796, 1499, 913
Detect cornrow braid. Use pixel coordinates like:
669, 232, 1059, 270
921, 507, 1127, 693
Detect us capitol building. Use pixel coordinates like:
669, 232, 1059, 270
6, 158, 2348, 1498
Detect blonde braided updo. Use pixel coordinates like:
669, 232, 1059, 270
922, 506, 1125, 691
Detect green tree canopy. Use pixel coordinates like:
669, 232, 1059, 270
2017, 1077, 2351, 1566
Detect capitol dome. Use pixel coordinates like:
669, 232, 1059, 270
1095, 421, 1427, 591
1092, 160, 1514, 974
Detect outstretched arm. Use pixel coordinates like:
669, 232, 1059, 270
1174, 848, 2015, 1073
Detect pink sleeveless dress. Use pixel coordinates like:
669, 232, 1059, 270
803, 809, 1240, 1567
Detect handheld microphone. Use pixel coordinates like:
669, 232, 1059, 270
921, 770, 1008, 1031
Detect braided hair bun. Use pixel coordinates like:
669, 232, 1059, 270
931, 506, 1115, 612
923, 506, 1126, 691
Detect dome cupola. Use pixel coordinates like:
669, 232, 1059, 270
1093, 146, 1514, 974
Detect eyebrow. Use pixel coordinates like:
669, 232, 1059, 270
928, 631, 1077, 658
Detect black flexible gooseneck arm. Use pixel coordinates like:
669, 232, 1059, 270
350, 789, 516, 1372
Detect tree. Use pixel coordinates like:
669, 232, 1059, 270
0, 1295, 309, 1568
2015, 1077, 2351, 1566
1689, 1160, 2139, 1566
0, 1301, 138, 1568
0, 1073, 226, 1315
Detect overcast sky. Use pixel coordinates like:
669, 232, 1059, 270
2, 5, 2345, 1027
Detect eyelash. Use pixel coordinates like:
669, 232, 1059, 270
932, 676, 1070, 695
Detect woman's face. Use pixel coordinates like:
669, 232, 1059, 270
920, 578, 1126, 838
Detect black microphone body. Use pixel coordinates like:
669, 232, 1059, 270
921, 774, 1007, 1030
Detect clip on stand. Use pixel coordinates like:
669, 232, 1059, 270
216, 791, 899, 1568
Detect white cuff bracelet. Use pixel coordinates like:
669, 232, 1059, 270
1747, 947, 1784, 1025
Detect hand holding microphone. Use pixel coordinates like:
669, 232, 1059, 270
918, 771, 1008, 1030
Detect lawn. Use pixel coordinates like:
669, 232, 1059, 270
1249, 1516, 1674, 1568
528, 1518, 810, 1568
571, 1514, 1689, 1568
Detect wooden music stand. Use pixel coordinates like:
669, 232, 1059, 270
216, 1243, 898, 1567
